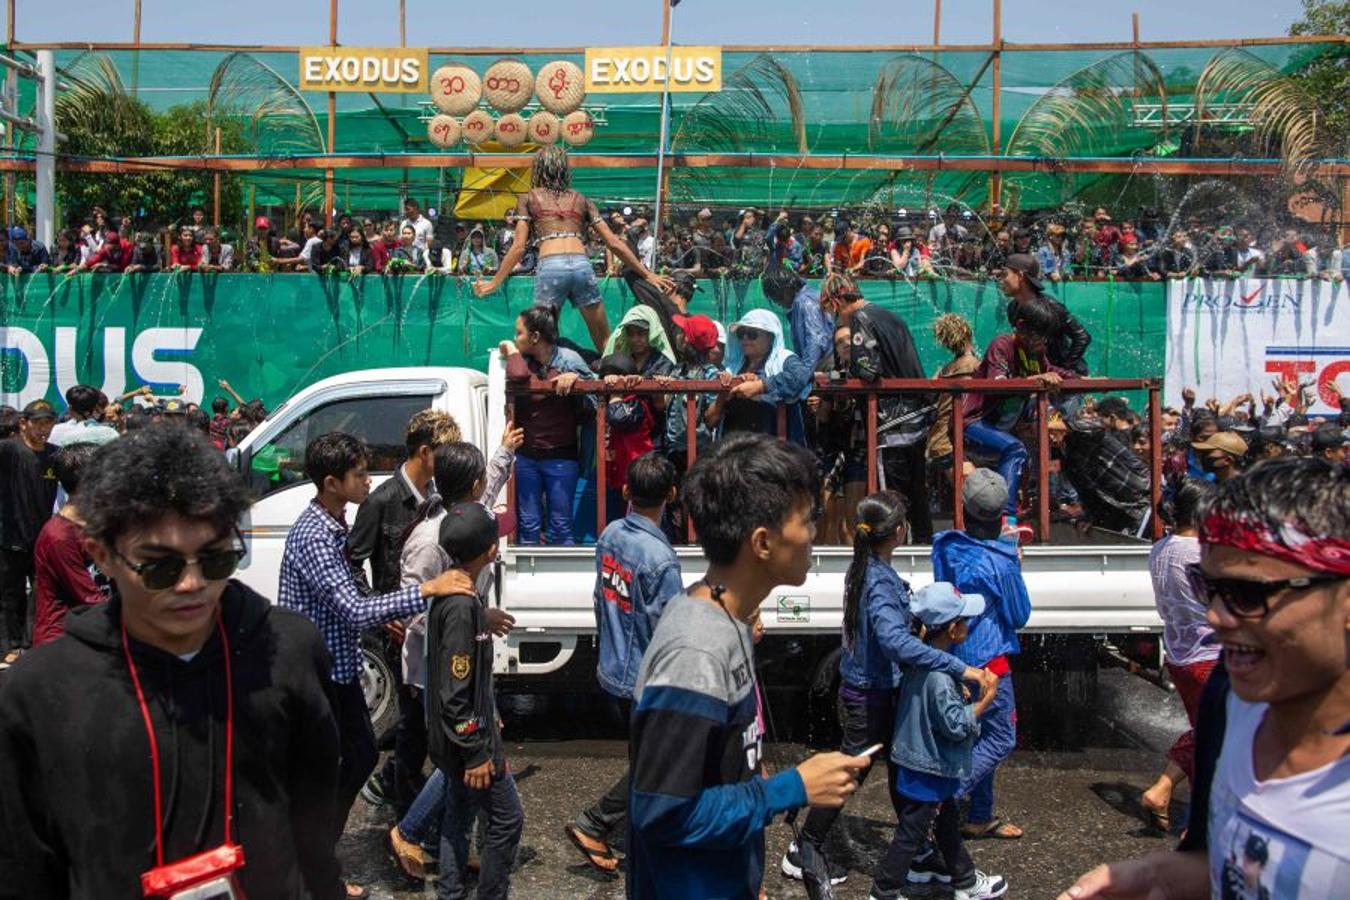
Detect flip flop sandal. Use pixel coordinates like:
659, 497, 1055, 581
564, 823, 619, 875
344, 883, 368, 899
961, 818, 1024, 840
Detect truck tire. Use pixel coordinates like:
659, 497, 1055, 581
360, 639, 399, 747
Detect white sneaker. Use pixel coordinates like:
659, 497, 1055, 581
954, 870, 1008, 900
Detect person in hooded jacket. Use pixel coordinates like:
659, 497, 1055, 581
706, 307, 812, 446
0, 424, 345, 900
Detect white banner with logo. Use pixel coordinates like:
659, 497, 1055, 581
1165, 278, 1349, 414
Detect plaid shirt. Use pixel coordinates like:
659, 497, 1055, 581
279, 500, 424, 684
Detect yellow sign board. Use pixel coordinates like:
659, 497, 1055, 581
584, 45, 721, 94
299, 47, 429, 93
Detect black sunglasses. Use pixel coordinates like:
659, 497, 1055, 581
737, 327, 768, 341
113, 533, 247, 591
1185, 563, 1346, 620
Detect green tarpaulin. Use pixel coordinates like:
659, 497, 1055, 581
0, 273, 1164, 411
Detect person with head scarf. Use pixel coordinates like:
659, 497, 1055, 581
706, 308, 811, 446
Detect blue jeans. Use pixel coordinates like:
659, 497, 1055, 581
957, 673, 1017, 823
439, 770, 523, 900
963, 421, 1027, 517
515, 455, 579, 545
534, 253, 602, 308
399, 768, 445, 851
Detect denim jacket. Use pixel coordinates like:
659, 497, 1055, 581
838, 557, 968, 690
594, 513, 683, 698
891, 668, 980, 778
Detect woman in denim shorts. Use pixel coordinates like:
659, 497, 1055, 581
474, 146, 674, 352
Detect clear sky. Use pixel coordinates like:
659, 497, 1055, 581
15, 0, 1310, 47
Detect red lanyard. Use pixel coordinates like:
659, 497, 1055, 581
121, 616, 234, 867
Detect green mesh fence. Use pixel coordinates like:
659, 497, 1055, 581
7, 41, 1346, 210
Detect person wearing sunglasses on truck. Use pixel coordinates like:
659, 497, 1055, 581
1059, 456, 1350, 900
0, 425, 349, 899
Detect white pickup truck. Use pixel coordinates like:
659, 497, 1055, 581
231, 364, 1163, 740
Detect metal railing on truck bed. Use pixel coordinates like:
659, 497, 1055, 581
504, 375, 1165, 545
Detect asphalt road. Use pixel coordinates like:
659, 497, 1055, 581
338, 667, 1188, 899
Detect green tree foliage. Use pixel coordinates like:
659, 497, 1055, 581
1289, 1, 1349, 152
55, 56, 250, 231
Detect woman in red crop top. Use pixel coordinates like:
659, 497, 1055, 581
473, 146, 674, 351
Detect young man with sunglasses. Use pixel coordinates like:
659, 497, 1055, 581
279, 432, 473, 898
1059, 456, 1350, 900
0, 425, 347, 898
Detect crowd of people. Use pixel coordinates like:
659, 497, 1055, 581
8, 184, 1350, 285
0, 145, 1345, 900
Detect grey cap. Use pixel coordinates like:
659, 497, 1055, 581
962, 468, 1008, 522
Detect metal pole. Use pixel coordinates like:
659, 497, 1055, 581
1148, 384, 1164, 541
989, 0, 1002, 207
324, 0, 337, 227
131, 0, 141, 97
34, 50, 55, 248
933, 0, 942, 44
399, 0, 406, 48
652, 0, 673, 245
213, 127, 222, 227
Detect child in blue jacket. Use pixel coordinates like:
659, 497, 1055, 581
870, 582, 1007, 900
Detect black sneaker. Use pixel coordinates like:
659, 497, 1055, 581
780, 840, 849, 885
907, 848, 954, 885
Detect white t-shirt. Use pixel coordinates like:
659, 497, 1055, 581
1148, 534, 1218, 666
1208, 692, 1350, 899
400, 216, 434, 250
299, 236, 321, 263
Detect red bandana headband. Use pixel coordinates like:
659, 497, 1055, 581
1202, 510, 1350, 576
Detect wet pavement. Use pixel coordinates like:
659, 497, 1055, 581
339, 668, 1187, 898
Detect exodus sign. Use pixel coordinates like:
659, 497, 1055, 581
299, 47, 429, 93
584, 46, 721, 94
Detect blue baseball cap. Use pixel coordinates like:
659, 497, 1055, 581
911, 582, 985, 628
8, 226, 26, 241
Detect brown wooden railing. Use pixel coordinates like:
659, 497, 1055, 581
505, 375, 1164, 545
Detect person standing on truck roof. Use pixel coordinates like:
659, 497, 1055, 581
1059, 456, 1350, 900
626, 432, 873, 899
565, 452, 682, 877
501, 307, 598, 546
388, 433, 523, 881
819, 272, 935, 543
278, 431, 474, 900
473, 145, 676, 352
782, 491, 998, 889
352, 410, 462, 817
425, 502, 524, 900
931, 469, 1033, 844
0, 426, 346, 899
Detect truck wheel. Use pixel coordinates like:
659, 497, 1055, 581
360, 644, 398, 746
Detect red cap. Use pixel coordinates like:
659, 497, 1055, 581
673, 314, 718, 353
254, 216, 271, 230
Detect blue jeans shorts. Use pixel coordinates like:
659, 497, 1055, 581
534, 253, 603, 309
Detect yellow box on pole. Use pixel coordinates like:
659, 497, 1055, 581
584, 45, 721, 94
299, 47, 429, 93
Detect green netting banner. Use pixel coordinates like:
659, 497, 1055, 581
0, 273, 1164, 411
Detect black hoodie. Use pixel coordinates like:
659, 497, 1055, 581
0, 581, 344, 900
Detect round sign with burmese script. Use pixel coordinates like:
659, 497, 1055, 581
483, 59, 534, 113
426, 115, 461, 148
527, 111, 561, 145
431, 64, 481, 115
494, 113, 527, 148
462, 109, 495, 145
561, 110, 595, 147
535, 60, 585, 115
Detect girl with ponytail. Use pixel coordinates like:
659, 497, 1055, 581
781, 492, 999, 885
